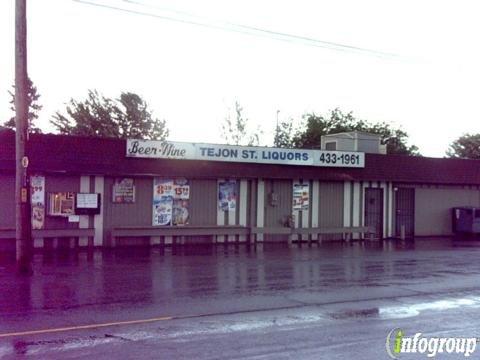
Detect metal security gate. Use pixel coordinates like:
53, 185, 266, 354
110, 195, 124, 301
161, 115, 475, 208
364, 188, 384, 239
395, 188, 415, 238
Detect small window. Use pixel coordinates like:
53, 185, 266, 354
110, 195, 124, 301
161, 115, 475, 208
325, 141, 337, 150
48, 192, 75, 216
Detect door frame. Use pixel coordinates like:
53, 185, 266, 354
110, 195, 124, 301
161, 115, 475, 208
394, 187, 415, 238
364, 188, 384, 239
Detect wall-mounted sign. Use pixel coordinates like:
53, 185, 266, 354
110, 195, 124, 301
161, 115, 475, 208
126, 140, 365, 168
293, 183, 309, 211
75, 193, 101, 215
113, 178, 135, 203
68, 215, 80, 223
30, 175, 45, 229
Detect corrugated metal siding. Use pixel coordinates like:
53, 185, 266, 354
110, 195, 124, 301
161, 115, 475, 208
189, 179, 217, 226
104, 177, 153, 232
249, 179, 257, 227
415, 187, 480, 236
264, 179, 292, 228
103, 177, 219, 235
318, 181, 344, 240
318, 182, 344, 227
264, 179, 291, 241
0, 174, 14, 228
44, 175, 80, 230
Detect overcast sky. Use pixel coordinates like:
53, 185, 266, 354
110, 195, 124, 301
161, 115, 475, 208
1, 0, 479, 157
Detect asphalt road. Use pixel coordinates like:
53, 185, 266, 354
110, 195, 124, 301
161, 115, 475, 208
1, 239, 480, 359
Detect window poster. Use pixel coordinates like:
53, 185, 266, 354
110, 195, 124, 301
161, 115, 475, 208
30, 175, 45, 229
48, 192, 75, 216
112, 178, 135, 203
173, 199, 190, 226
218, 180, 237, 211
293, 183, 309, 211
172, 178, 190, 225
153, 178, 190, 226
153, 179, 173, 226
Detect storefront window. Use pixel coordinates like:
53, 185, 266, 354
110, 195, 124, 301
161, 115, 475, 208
48, 192, 74, 216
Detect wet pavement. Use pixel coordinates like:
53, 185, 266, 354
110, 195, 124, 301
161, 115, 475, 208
1, 239, 480, 359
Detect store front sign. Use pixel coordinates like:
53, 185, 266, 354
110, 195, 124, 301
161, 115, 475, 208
126, 139, 365, 168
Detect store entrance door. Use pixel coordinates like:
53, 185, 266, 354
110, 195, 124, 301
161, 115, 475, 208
395, 188, 415, 238
364, 188, 384, 239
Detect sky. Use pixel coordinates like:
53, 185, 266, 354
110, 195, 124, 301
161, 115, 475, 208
1, 0, 480, 157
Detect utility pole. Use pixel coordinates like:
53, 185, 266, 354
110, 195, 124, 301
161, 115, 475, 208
15, 0, 32, 275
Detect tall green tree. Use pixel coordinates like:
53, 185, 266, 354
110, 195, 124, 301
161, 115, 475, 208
290, 108, 419, 155
2, 77, 42, 133
273, 117, 294, 148
446, 133, 480, 159
221, 101, 262, 146
51, 90, 169, 140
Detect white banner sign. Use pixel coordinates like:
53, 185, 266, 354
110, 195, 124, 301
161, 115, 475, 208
126, 140, 365, 168
76, 193, 99, 209
30, 175, 45, 230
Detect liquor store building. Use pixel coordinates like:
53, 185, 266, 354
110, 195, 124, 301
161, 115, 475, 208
1, 130, 480, 249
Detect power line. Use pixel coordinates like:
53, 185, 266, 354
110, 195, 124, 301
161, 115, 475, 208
72, 0, 401, 59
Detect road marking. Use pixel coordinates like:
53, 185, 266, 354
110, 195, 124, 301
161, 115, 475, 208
0, 316, 173, 338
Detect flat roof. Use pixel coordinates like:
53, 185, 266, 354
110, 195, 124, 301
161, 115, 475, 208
1, 130, 480, 185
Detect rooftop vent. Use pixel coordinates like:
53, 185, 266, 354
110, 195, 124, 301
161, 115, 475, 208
320, 131, 386, 154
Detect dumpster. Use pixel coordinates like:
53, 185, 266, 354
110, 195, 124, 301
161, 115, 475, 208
452, 207, 480, 234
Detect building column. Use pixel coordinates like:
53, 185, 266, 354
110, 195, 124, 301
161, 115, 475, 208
79, 175, 90, 247
300, 180, 310, 241
238, 179, 248, 242
352, 181, 361, 239
343, 181, 352, 240
387, 182, 394, 237
380, 181, 388, 238
311, 180, 319, 241
291, 179, 300, 242
361, 182, 368, 227
256, 179, 265, 242
217, 178, 226, 243
93, 176, 104, 246
227, 180, 238, 242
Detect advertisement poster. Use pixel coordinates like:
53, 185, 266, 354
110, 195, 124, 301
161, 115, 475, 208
173, 199, 190, 226
153, 197, 173, 226
153, 179, 173, 226
153, 178, 190, 226
293, 183, 309, 211
218, 180, 237, 211
172, 178, 190, 225
113, 178, 135, 203
173, 178, 190, 200
30, 175, 45, 229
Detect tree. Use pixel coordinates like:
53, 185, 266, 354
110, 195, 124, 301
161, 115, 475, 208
273, 117, 294, 148
50, 90, 169, 140
446, 133, 480, 159
221, 102, 262, 146
290, 108, 419, 155
2, 77, 42, 133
